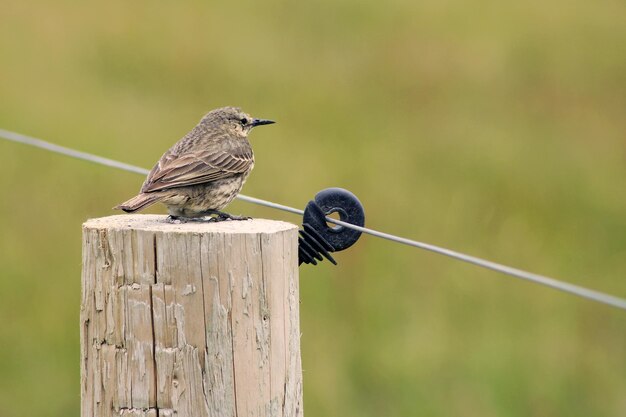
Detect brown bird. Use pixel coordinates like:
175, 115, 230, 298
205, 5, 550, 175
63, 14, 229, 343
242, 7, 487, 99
115, 106, 274, 222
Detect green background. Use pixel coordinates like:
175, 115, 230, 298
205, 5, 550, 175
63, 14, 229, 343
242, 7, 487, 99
1, 0, 625, 416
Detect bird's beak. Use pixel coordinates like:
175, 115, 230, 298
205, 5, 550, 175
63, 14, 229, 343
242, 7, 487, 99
251, 118, 275, 127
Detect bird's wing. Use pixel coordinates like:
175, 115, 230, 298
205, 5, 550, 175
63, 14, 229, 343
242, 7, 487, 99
140, 146, 254, 193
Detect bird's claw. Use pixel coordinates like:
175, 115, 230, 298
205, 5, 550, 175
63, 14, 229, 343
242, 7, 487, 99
215, 213, 252, 222
166, 215, 213, 224
165, 213, 251, 223
166, 215, 184, 224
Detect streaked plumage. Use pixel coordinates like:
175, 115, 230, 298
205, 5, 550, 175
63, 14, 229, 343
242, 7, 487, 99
115, 106, 274, 220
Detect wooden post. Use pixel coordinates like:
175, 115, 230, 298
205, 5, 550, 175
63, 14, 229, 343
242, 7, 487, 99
81, 215, 303, 417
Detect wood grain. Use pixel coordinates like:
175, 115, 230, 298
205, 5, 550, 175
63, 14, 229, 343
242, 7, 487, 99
81, 215, 303, 417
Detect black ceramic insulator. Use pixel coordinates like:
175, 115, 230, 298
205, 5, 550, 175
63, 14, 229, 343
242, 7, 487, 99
298, 224, 337, 266
298, 187, 365, 266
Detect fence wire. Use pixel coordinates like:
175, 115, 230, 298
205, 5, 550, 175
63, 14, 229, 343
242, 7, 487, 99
2, 127, 625, 311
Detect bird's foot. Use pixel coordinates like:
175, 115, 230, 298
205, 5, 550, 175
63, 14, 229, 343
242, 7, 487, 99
166, 215, 185, 224
166, 215, 215, 224
166, 212, 252, 223
214, 212, 252, 222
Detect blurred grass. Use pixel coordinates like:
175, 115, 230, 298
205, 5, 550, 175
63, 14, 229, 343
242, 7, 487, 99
1, 0, 626, 416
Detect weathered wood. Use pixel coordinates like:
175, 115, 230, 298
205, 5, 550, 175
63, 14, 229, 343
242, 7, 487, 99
81, 214, 303, 417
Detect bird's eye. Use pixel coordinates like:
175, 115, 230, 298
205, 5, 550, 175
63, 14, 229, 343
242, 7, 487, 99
240, 118, 248, 126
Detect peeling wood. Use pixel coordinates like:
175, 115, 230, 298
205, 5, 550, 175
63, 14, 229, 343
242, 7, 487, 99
81, 214, 303, 417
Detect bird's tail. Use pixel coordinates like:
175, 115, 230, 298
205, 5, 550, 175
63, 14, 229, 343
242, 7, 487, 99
114, 193, 162, 213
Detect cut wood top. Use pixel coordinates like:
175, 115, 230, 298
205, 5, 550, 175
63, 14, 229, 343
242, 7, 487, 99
83, 214, 297, 234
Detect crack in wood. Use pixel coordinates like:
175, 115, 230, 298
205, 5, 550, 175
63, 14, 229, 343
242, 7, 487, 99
150, 234, 159, 417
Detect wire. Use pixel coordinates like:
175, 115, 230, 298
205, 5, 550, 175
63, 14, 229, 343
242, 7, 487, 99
0, 129, 151, 176
324, 218, 626, 310
2, 127, 626, 311
237, 194, 305, 216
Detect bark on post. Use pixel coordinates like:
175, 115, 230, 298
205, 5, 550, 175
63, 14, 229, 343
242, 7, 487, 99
80, 214, 303, 417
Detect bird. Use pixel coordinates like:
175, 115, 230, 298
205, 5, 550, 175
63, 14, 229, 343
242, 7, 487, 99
114, 106, 274, 222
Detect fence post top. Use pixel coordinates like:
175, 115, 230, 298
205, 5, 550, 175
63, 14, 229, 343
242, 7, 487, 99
83, 214, 298, 235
